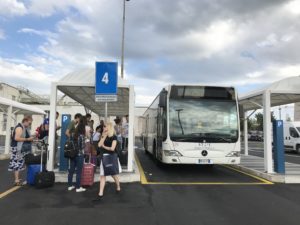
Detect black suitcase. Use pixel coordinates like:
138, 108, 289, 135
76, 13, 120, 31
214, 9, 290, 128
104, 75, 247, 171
25, 153, 47, 165
35, 171, 55, 189
34, 141, 55, 189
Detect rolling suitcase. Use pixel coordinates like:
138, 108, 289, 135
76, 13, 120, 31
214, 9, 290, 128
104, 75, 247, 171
81, 154, 95, 187
27, 164, 42, 185
34, 141, 55, 189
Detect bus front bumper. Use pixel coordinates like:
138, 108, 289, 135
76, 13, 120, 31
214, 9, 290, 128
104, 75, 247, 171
162, 156, 241, 165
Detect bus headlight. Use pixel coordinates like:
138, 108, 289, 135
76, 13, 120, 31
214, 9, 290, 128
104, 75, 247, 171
226, 151, 240, 157
164, 150, 183, 157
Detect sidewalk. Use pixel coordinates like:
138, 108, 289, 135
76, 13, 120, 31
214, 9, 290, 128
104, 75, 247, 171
232, 154, 300, 183
55, 160, 141, 183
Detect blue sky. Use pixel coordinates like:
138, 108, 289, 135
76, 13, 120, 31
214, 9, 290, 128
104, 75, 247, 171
0, 0, 299, 121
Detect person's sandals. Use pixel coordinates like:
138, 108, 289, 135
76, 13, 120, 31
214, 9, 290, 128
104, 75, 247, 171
14, 180, 24, 186
92, 195, 103, 202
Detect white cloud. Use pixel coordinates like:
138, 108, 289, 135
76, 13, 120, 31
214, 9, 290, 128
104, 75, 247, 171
285, 0, 300, 15
0, 0, 27, 17
0, 57, 56, 93
2, 0, 300, 105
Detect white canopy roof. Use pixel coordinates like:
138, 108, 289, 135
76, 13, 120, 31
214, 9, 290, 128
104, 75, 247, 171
0, 96, 46, 115
239, 76, 300, 111
56, 68, 131, 116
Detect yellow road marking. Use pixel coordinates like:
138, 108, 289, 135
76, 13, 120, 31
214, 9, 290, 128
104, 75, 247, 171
135, 152, 273, 185
222, 165, 274, 185
146, 182, 271, 185
135, 153, 148, 184
0, 186, 21, 199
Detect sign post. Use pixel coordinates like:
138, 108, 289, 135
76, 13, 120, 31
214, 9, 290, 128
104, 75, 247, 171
95, 62, 118, 120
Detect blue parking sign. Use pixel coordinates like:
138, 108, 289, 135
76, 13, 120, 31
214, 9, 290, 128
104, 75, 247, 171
95, 62, 118, 95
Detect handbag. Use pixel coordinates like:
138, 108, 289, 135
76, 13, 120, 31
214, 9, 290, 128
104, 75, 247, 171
21, 142, 32, 154
102, 153, 119, 176
64, 140, 79, 159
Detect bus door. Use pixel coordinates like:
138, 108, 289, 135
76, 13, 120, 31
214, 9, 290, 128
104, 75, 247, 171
157, 107, 166, 160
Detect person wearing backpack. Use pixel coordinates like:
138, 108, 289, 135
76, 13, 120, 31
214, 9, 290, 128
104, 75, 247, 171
8, 117, 34, 186
67, 115, 87, 192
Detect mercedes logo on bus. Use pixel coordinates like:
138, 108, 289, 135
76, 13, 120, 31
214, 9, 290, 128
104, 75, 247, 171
202, 150, 208, 157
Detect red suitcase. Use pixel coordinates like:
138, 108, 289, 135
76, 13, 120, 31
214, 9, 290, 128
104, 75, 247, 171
81, 154, 95, 187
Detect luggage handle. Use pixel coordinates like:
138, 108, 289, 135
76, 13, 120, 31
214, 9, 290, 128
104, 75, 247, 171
39, 140, 48, 172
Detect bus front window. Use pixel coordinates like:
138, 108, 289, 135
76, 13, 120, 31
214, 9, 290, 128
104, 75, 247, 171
169, 99, 238, 143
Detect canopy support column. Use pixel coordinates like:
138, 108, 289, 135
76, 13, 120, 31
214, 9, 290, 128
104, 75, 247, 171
127, 85, 135, 172
4, 105, 12, 155
263, 90, 273, 173
244, 111, 248, 156
47, 83, 57, 171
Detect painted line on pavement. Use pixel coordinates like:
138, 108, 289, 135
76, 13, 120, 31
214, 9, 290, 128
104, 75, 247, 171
222, 165, 274, 185
135, 153, 273, 185
0, 186, 21, 199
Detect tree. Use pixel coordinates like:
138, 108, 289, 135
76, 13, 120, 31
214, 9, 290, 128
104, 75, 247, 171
255, 112, 277, 131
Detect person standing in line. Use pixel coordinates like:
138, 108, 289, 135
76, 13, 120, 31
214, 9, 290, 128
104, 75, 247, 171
114, 117, 123, 146
122, 115, 129, 150
94, 122, 121, 200
54, 112, 61, 166
92, 126, 101, 150
65, 113, 82, 138
67, 116, 87, 192
8, 117, 34, 186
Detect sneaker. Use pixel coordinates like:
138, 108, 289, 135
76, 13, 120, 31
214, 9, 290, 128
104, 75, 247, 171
76, 187, 86, 193
68, 186, 75, 191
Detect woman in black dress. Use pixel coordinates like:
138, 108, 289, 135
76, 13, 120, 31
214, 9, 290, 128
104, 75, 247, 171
96, 122, 121, 199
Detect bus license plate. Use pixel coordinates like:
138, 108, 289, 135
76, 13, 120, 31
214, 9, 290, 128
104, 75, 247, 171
197, 159, 213, 164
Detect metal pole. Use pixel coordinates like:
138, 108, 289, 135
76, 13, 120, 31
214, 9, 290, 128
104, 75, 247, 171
244, 112, 248, 156
121, 0, 127, 79
279, 106, 281, 120
4, 105, 12, 155
105, 102, 108, 122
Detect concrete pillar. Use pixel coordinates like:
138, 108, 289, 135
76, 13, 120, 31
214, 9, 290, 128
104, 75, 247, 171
47, 83, 57, 171
4, 105, 12, 155
263, 90, 273, 173
244, 111, 248, 156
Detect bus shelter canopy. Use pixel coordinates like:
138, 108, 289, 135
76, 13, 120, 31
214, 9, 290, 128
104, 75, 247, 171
56, 68, 129, 116
239, 76, 300, 174
239, 76, 300, 111
0, 96, 46, 115
47, 68, 135, 172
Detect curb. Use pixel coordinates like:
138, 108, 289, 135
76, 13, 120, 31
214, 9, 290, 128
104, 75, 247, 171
0, 154, 10, 160
231, 164, 285, 183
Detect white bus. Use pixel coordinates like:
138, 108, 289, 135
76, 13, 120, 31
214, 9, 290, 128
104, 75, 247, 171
142, 85, 240, 165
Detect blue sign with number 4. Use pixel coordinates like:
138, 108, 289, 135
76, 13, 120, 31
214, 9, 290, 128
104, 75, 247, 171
95, 62, 118, 95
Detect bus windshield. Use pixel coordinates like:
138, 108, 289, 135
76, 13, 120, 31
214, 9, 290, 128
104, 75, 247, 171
169, 99, 238, 143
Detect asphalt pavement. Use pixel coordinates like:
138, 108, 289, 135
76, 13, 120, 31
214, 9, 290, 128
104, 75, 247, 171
1, 148, 300, 225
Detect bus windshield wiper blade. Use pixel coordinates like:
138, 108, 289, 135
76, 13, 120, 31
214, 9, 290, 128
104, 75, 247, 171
211, 137, 232, 143
174, 137, 205, 142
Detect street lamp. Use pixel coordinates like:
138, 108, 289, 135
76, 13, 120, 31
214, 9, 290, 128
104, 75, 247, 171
121, 0, 130, 79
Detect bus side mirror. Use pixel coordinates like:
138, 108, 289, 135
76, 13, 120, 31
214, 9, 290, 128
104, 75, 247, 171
159, 89, 168, 109
238, 104, 244, 117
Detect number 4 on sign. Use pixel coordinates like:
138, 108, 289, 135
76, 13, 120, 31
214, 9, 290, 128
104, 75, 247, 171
102, 73, 109, 84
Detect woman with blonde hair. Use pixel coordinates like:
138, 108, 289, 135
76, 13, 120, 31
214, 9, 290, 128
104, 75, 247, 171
94, 122, 121, 201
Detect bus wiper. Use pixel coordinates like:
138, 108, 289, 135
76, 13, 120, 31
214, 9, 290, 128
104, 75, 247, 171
211, 137, 232, 143
175, 137, 206, 142
175, 109, 185, 135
